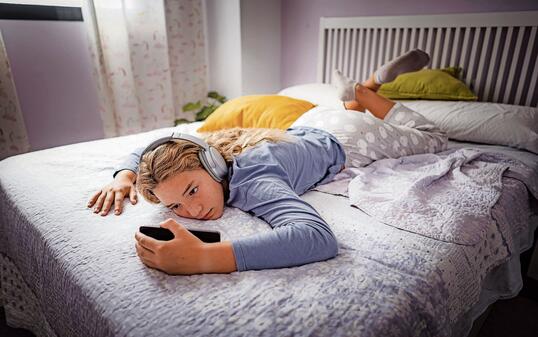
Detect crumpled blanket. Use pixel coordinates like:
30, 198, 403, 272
316, 148, 538, 245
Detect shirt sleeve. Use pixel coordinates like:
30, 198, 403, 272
230, 178, 338, 271
112, 146, 144, 178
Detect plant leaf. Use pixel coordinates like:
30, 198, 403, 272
208, 91, 227, 104
182, 101, 202, 112
195, 105, 217, 121
174, 118, 190, 126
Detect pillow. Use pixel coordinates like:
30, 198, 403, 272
378, 68, 478, 101
197, 95, 315, 132
402, 100, 538, 154
278, 83, 342, 109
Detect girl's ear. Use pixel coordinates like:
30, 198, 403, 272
221, 179, 230, 200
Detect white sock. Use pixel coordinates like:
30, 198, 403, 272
374, 49, 430, 84
332, 69, 356, 101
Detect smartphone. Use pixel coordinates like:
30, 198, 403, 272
139, 226, 221, 243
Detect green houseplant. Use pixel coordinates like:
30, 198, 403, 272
175, 91, 227, 125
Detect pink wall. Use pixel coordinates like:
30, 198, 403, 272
281, 0, 538, 88
0, 20, 103, 151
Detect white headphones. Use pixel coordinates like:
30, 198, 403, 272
140, 132, 228, 182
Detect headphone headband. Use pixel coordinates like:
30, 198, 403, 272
140, 132, 228, 182
141, 132, 206, 157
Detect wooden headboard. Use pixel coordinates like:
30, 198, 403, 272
317, 11, 538, 107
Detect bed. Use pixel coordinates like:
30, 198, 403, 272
1, 10, 538, 337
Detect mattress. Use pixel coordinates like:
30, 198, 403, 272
0, 121, 537, 337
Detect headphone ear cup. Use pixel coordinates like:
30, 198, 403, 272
199, 147, 227, 182
198, 152, 219, 182
208, 146, 228, 180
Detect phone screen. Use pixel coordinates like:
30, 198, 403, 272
139, 226, 221, 243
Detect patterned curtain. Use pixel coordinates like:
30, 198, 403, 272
83, 0, 208, 138
0, 30, 30, 160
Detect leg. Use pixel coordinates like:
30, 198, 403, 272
363, 73, 381, 92
379, 102, 448, 157
334, 49, 430, 103
291, 103, 447, 169
343, 73, 381, 111
343, 100, 365, 111
374, 49, 430, 84
353, 83, 395, 119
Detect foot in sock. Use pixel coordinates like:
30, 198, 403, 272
332, 69, 357, 101
374, 49, 430, 84
332, 49, 430, 100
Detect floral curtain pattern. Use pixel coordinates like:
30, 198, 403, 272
0, 30, 30, 160
84, 0, 207, 138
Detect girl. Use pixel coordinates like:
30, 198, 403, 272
87, 50, 447, 275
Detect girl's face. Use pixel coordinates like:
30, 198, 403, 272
152, 169, 225, 220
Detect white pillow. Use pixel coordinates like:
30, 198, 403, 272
278, 84, 538, 154
278, 83, 342, 109
401, 100, 538, 154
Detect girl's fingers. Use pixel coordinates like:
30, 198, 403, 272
101, 192, 115, 216
139, 256, 158, 270
135, 243, 158, 269
135, 241, 154, 257
87, 191, 102, 208
114, 193, 124, 215
134, 232, 159, 253
93, 192, 107, 213
129, 187, 137, 205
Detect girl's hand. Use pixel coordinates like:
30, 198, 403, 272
134, 218, 237, 275
135, 219, 207, 275
88, 170, 137, 216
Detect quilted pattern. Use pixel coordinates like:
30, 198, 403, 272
0, 122, 536, 337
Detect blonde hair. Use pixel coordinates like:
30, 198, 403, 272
136, 127, 293, 204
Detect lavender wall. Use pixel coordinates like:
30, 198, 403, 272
281, 0, 538, 88
0, 20, 103, 151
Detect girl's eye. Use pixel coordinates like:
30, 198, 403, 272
172, 204, 181, 210
189, 187, 198, 196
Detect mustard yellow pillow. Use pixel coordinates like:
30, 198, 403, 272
197, 95, 315, 132
378, 67, 478, 101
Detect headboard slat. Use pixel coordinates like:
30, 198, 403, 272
516, 27, 537, 104
317, 11, 538, 107
504, 27, 525, 103
493, 27, 512, 103
464, 28, 480, 89
338, 29, 345, 73
400, 28, 407, 56
526, 54, 538, 106
344, 28, 351, 74
483, 28, 502, 102
369, 28, 377, 76
449, 28, 462, 67
475, 27, 492, 99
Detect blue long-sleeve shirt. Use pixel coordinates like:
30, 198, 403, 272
115, 126, 346, 271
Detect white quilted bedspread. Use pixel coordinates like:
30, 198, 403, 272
0, 122, 537, 337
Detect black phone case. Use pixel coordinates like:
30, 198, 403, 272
139, 226, 221, 243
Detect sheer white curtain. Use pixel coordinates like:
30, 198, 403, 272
84, 0, 208, 137
0, 30, 30, 160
